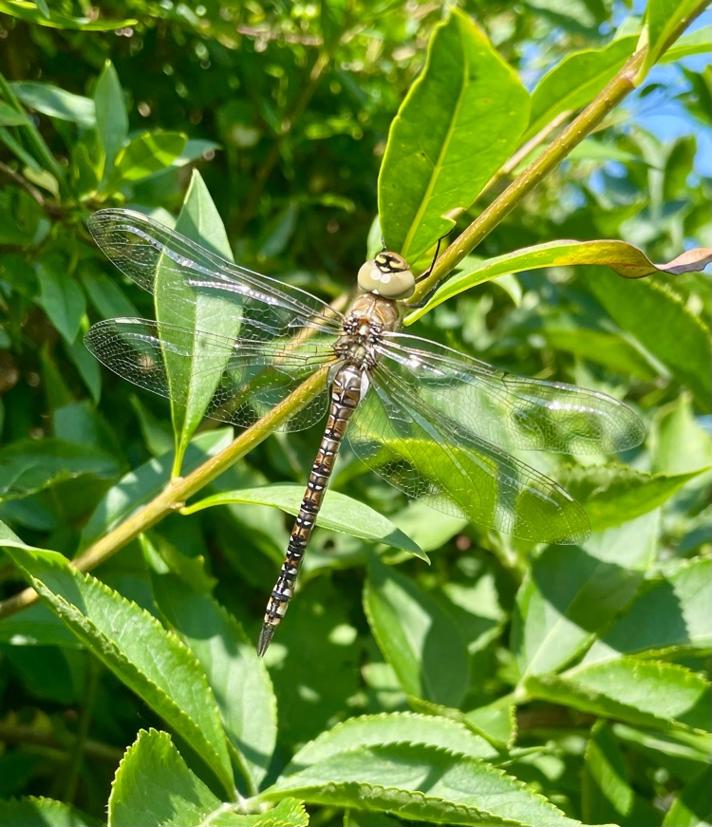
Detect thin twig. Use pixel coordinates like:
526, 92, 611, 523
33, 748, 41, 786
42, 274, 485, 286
0, 8, 706, 619
0, 159, 64, 217
0, 721, 122, 763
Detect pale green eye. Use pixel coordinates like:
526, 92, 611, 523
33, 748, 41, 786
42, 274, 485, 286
357, 255, 415, 299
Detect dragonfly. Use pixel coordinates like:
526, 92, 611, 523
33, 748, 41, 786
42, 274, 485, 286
84, 209, 645, 655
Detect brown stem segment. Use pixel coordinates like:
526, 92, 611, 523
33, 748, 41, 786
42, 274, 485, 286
257, 363, 362, 655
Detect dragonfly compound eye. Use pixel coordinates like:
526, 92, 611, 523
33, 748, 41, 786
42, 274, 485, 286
357, 252, 415, 299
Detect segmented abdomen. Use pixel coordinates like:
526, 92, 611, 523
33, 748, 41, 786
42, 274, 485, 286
257, 364, 363, 655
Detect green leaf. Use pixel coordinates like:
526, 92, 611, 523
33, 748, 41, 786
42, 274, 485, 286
11, 81, 95, 128
378, 9, 529, 264
151, 573, 277, 794
112, 130, 187, 183
262, 742, 596, 827
564, 466, 708, 532
652, 394, 712, 474
525, 36, 637, 140
660, 25, 712, 63
2, 542, 234, 796
587, 269, 712, 408
0, 99, 29, 126
582, 722, 635, 825
36, 261, 86, 344
0, 1, 136, 29
364, 556, 469, 706
65, 334, 102, 402
526, 658, 711, 735
80, 268, 139, 319
662, 766, 712, 827
154, 171, 241, 474
108, 729, 307, 827
581, 557, 712, 664
405, 238, 712, 323
644, 0, 710, 70
512, 512, 658, 679
80, 428, 233, 546
94, 60, 127, 175
287, 712, 498, 768
0, 438, 119, 502
184, 484, 425, 559
0, 796, 100, 826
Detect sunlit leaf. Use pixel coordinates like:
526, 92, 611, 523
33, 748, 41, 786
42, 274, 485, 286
151, 573, 277, 793
0, 1, 136, 29
154, 170, 240, 473
643, 0, 710, 70
108, 729, 307, 827
2, 537, 235, 796
406, 238, 712, 323
378, 9, 529, 264
525, 37, 637, 140
0, 796, 100, 826
262, 742, 601, 826
512, 512, 658, 678
94, 60, 127, 175
112, 130, 187, 183
581, 557, 712, 664
364, 556, 469, 706
184, 484, 425, 559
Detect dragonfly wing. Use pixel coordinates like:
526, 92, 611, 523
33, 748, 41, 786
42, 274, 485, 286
347, 362, 590, 544
377, 332, 645, 455
85, 318, 334, 431
87, 209, 344, 338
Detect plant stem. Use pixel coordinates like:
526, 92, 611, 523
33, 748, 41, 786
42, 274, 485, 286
0, 8, 705, 619
408, 50, 646, 305
0, 367, 329, 618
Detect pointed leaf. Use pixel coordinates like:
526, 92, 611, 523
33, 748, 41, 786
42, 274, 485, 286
526, 658, 711, 735
582, 722, 635, 825
184, 484, 425, 559
287, 712, 498, 769
564, 466, 708, 532
525, 37, 637, 140
644, 0, 711, 70
112, 130, 187, 183
263, 742, 602, 827
0, 437, 120, 502
0, 2, 136, 30
109, 730, 307, 827
513, 512, 658, 678
151, 573, 277, 793
406, 238, 712, 323
154, 171, 242, 472
378, 9, 529, 263
1, 539, 234, 796
94, 60, 127, 174
36, 260, 86, 344
587, 269, 712, 408
364, 556, 469, 706
582, 557, 712, 664
11, 81, 96, 127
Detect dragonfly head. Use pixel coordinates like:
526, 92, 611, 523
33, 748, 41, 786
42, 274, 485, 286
357, 251, 415, 300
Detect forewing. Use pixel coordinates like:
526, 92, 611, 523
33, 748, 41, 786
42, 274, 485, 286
87, 209, 343, 339
347, 363, 590, 544
378, 333, 645, 455
84, 318, 334, 431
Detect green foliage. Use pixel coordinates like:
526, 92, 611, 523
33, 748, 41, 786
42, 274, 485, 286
0, 1, 710, 826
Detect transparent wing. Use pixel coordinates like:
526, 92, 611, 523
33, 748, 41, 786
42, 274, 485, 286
347, 362, 590, 544
87, 209, 344, 339
377, 333, 645, 455
85, 318, 335, 431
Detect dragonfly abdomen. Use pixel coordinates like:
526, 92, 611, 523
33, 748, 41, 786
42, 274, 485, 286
257, 363, 364, 656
